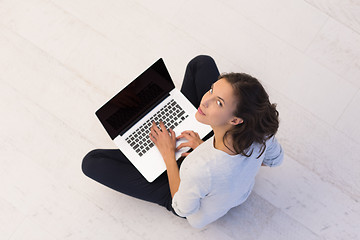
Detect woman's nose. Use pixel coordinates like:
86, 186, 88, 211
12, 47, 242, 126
202, 99, 209, 108
201, 93, 210, 107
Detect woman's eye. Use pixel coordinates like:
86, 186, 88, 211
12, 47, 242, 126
217, 100, 222, 106
209, 88, 213, 94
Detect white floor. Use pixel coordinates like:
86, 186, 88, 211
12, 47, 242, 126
1, 0, 359, 239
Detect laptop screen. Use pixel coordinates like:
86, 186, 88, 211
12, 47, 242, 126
95, 58, 175, 140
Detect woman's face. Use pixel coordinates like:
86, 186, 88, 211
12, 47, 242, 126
195, 78, 242, 127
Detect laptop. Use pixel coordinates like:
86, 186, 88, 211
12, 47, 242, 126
95, 58, 212, 182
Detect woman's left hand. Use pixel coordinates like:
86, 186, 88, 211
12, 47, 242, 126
149, 121, 176, 161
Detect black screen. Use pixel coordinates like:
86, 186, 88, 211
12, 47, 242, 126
95, 58, 175, 139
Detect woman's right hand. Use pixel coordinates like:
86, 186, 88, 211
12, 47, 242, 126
176, 130, 204, 157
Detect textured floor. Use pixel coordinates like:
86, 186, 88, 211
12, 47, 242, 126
1, 0, 360, 239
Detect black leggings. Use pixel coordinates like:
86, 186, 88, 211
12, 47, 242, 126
81, 55, 220, 217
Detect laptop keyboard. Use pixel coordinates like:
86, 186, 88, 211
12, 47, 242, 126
125, 99, 189, 157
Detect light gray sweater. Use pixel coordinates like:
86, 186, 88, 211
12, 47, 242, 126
172, 135, 284, 228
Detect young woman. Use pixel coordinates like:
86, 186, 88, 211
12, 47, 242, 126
82, 55, 284, 228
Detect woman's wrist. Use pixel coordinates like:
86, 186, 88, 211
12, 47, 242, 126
163, 154, 176, 167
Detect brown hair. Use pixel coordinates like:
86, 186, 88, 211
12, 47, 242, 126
220, 73, 279, 158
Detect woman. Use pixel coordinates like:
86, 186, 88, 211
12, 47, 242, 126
82, 55, 284, 228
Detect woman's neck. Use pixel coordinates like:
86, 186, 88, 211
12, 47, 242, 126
212, 125, 237, 155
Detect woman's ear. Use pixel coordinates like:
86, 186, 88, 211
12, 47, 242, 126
230, 117, 244, 125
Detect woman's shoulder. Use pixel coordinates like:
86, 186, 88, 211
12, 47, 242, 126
248, 135, 281, 155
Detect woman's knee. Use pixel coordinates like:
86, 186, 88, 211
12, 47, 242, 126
81, 149, 102, 176
187, 55, 216, 68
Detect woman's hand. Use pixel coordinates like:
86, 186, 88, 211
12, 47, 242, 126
149, 121, 176, 160
176, 130, 204, 157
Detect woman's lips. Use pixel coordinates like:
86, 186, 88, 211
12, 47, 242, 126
198, 107, 205, 115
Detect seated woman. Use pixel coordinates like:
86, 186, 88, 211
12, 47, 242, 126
82, 55, 284, 228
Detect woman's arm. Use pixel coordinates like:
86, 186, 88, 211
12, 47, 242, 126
149, 121, 180, 197
164, 155, 180, 197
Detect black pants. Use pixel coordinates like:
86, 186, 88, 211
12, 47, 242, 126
81, 55, 220, 217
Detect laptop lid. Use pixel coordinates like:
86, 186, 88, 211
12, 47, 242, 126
96, 58, 175, 140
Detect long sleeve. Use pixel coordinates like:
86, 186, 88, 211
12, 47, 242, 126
171, 160, 211, 220
262, 136, 284, 167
